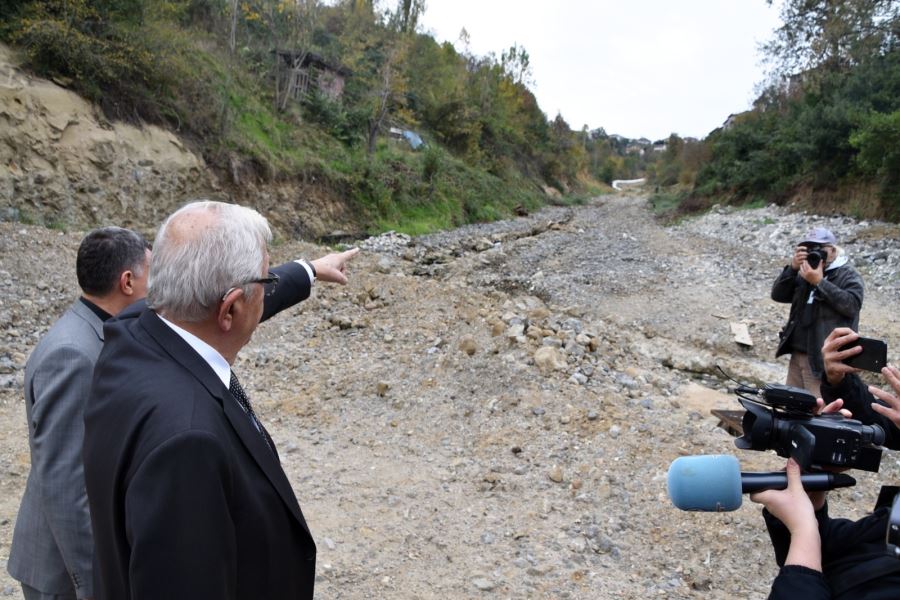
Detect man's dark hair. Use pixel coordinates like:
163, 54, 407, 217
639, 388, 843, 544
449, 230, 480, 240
76, 227, 150, 296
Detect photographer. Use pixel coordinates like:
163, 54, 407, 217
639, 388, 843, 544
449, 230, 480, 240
819, 327, 900, 450
772, 228, 864, 397
750, 458, 900, 599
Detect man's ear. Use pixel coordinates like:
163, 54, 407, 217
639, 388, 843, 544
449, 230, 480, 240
217, 288, 243, 332
119, 270, 135, 296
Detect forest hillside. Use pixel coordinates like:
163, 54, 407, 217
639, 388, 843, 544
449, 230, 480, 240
0, 0, 655, 235
647, 0, 900, 222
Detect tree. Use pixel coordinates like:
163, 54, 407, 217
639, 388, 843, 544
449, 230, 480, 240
367, 43, 405, 154
391, 0, 424, 34
499, 43, 533, 86
851, 108, 900, 215
762, 0, 899, 82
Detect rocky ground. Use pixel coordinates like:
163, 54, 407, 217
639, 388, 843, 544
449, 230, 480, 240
0, 193, 898, 599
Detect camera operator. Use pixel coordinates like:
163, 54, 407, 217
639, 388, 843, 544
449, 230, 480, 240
772, 227, 864, 398
750, 458, 900, 599
820, 327, 900, 450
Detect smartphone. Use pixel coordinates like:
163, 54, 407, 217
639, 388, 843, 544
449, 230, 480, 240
840, 336, 888, 372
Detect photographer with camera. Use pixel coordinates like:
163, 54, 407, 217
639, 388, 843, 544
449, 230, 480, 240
820, 327, 900, 450
772, 227, 864, 397
750, 458, 900, 599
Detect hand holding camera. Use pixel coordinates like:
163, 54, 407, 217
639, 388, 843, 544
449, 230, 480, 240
794, 244, 828, 285
790, 244, 810, 270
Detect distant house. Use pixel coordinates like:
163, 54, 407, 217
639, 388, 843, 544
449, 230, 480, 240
625, 143, 644, 155
273, 49, 350, 108
621, 137, 652, 155
652, 139, 667, 152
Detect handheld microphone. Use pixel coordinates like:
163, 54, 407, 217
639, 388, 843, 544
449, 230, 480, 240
667, 454, 856, 512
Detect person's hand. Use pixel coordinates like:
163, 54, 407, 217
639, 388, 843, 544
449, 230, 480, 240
311, 248, 360, 285
750, 458, 822, 571
869, 365, 900, 429
815, 397, 851, 418
750, 459, 817, 533
790, 245, 808, 270
799, 258, 824, 285
822, 327, 862, 386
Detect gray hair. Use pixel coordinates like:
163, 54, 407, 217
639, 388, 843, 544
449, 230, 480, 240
147, 200, 272, 322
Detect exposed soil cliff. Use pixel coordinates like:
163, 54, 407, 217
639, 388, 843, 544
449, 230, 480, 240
0, 43, 362, 239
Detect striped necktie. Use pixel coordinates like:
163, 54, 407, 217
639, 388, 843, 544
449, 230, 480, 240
229, 371, 275, 454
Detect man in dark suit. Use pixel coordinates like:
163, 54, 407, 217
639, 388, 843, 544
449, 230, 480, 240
83, 201, 358, 599
9, 227, 151, 600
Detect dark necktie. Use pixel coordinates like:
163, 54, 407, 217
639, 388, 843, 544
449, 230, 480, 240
229, 371, 275, 454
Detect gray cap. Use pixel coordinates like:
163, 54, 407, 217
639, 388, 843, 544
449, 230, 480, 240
801, 227, 836, 245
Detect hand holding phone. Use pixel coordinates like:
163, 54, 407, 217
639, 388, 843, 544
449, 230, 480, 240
840, 336, 888, 373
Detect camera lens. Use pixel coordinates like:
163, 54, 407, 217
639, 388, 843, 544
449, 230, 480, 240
863, 424, 885, 446
807, 249, 824, 269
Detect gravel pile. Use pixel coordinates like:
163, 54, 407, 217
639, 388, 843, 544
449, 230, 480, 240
0, 195, 898, 599
674, 203, 900, 295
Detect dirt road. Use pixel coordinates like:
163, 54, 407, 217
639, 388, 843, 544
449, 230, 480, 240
0, 194, 897, 598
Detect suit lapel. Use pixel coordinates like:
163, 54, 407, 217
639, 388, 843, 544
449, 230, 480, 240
220, 393, 311, 535
136, 309, 310, 534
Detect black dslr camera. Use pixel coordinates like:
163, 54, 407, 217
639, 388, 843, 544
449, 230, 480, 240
733, 383, 885, 472
803, 243, 828, 269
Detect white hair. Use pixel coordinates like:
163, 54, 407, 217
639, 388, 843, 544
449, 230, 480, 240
147, 200, 272, 322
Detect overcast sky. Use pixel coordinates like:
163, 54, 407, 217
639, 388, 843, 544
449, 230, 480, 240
418, 0, 784, 141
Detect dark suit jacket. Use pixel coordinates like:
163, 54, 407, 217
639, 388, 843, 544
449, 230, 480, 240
83, 262, 317, 600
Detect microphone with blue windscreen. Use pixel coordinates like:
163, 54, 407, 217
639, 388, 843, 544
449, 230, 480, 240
667, 454, 856, 512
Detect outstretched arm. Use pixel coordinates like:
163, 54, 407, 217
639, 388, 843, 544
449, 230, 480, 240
261, 248, 360, 322
311, 247, 360, 285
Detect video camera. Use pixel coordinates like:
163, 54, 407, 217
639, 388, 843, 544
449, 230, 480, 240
733, 382, 885, 472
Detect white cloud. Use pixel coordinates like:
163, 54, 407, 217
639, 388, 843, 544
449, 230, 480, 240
419, 0, 782, 139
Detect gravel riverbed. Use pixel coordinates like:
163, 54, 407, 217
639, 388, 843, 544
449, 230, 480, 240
0, 193, 898, 599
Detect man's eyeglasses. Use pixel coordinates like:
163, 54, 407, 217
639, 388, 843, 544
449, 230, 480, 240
221, 272, 279, 301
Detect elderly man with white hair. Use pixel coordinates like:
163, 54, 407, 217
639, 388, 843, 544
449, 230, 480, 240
83, 201, 358, 600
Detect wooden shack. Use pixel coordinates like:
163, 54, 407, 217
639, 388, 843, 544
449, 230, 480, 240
274, 50, 350, 110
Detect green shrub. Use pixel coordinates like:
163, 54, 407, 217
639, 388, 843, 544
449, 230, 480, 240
851, 109, 900, 218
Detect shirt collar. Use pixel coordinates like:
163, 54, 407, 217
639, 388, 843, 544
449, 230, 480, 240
157, 314, 231, 388
80, 297, 112, 322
